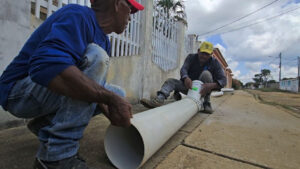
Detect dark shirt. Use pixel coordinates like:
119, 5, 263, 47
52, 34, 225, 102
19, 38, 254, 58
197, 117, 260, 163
180, 53, 227, 88
0, 4, 111, 110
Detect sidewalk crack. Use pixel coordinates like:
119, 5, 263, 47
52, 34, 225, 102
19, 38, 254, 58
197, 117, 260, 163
182, 143, 272, 169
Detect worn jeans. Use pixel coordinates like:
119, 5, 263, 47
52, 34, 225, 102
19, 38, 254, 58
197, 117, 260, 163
6, 43, 125, 161
158, 71, 213, 103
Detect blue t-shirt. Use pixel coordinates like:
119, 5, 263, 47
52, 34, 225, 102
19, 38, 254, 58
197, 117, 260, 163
0, 4, 111, 110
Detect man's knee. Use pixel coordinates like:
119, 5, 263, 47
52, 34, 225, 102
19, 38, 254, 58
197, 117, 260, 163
199, 70, 213, 83
116, 87, 126, 98
81, 43, 110, 84
104, 83, 126, 98
83, 43, 109, 70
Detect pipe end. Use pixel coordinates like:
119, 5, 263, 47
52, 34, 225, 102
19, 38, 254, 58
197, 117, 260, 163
104, 125, 145, 169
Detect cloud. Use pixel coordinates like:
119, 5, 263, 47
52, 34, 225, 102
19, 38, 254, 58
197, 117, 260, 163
270, 65, 298, 80
185, 0, 300, 83
233, 70, 241, 78
214, 43, 240, 78
245, 62, 262, 71
238, 70, 257, 84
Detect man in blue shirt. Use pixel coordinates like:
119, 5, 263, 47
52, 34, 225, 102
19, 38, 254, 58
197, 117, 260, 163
140, 41, 227, 113
0, 0, 144, 168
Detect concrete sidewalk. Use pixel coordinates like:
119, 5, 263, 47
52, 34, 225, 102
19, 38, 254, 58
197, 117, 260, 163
0, 98, 213, 169
0, 91, 299, 169
156, 91, 300, 169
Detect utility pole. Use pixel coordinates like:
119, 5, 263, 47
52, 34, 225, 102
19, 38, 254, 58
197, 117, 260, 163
297, 56, 300, 80
298, 56, 300, 92
279, 52, 282, 81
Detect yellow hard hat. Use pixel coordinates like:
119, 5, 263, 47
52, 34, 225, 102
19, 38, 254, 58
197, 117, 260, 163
199, 41, 214, 54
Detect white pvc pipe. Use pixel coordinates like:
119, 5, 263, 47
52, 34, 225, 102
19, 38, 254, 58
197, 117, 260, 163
211, 91, 224, 97
104, 97, 200, 169
221, 88, 234, 92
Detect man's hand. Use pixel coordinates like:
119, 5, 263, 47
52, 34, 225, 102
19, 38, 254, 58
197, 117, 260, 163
97, 103, 109, 118
184, 77, 192, 89
104, 94, 133, 127
200, 83, 219, 96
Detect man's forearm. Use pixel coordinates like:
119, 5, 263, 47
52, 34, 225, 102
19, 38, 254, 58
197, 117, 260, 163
48, 66, 116, 104
207, 83, 221, 90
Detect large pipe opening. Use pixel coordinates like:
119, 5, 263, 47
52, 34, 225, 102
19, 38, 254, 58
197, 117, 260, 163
104, 125, 144, 169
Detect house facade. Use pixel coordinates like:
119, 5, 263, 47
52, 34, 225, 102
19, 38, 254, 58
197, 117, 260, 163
212, 48, 233, 88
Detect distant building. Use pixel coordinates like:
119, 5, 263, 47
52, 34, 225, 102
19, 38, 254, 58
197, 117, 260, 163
266, 82, 279, 89
280, 78, 299, 93
213, 48, 233, 88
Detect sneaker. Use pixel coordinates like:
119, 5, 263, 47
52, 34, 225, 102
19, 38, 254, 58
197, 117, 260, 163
27, 116, 52, 136
33, 154, 90, 169
173, 91, 182, 101
140, 98, 164, 108
202, 102, 214, 114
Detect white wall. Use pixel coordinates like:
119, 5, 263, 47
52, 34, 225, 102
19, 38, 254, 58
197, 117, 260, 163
0, 0, 31, 73
280, 79, 299, 93
0, 0, 31, 127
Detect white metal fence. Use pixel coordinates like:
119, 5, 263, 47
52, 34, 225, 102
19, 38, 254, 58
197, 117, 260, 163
109, 11, 141, 57
152, 4, 179, 71
31, 0, 142, 57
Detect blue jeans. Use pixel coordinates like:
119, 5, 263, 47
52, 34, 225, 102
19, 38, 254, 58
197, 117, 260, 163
158, 70, 213, 103
6, 43, 125, 161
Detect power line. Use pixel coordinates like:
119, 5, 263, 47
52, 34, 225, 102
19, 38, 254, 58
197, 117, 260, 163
298, 56, 300, 78
284, 56, 298, 60
212, 3, 297, 35
214, 6, 300, 35
268, 58, 279, 65
198, 0, 281, 36
282, 59, 298, 63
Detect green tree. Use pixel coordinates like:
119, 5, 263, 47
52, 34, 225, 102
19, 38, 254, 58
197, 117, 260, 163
157, 0, 183, 13
232, 78, 243, 90
268, 80, 276, 83
261, 69, 271, 84
252, 69, 271, 87
245, 82, 255, 88
157, 0, 186, 23
253, 73, 263, 87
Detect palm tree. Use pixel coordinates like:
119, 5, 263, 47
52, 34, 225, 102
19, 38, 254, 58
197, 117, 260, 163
157, 0, 186, 21
157, 0, 182, 13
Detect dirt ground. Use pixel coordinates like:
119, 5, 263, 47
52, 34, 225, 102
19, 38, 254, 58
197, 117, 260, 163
247, 89, 300, 117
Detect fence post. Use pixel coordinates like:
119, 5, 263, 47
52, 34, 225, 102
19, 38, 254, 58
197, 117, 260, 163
58, 0, 63, 8
139, 0, 153, 99
35, 0, 41, 18
176, 22, 187, 68
47, 0, 52, 17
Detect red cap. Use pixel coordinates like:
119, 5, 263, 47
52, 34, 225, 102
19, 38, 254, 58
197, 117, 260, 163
90, 0, 144, 14
127, 0, 144, 14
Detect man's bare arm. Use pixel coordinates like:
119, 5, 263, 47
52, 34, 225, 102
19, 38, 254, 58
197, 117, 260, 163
48, 66, 115, 104
48, 66, 132, 127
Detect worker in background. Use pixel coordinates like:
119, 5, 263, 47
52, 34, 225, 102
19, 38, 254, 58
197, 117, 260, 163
140, 41, 227, 114
0, 0, 144, 168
